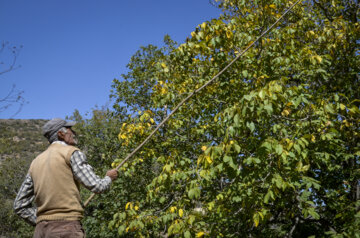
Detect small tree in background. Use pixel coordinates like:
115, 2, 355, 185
0, 41, 26, 117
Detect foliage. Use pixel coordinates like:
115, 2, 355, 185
0, 119, 48, 237
74, 0, 359, 237
67, 109, 124, 237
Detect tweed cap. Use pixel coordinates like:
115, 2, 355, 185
42, 118, 76, 140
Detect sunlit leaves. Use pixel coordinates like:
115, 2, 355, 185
101, 0, 360, 237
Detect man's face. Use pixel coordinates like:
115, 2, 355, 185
62, 127, 78, 145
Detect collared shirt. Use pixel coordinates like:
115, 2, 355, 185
13, 141, 112, 225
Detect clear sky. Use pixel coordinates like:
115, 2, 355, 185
0, 0, 221, 119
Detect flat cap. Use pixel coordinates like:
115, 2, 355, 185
42, 118, 76, 139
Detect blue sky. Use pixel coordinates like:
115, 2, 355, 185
0, 0, 221, 119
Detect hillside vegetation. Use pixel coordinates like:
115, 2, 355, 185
0, 119, 48, 237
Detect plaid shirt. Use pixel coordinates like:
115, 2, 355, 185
13, 141, 112, 225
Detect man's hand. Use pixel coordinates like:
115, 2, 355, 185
106, 169, 118, 181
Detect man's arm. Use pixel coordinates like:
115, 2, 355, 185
70, 150, 117, 193
13, 174, 37, 226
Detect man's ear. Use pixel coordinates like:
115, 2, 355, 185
57, 130, 65, 140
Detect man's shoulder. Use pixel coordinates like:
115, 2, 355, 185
50, 142, 80, 152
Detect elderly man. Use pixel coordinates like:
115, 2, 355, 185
14, 118, 118, 237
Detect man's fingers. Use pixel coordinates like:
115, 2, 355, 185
106, 169, 118, 180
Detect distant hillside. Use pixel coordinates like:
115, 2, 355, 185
0, 119, 49, 238
0, 119, 49, 164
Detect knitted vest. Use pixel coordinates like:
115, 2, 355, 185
29, 143, 84, 223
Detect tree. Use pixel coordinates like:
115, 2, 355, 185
0, 41, 26, 117
78, 0, 359, 237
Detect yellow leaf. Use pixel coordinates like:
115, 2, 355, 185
150, 118, 155, 124
170, 206, 177, 213
269, 4, 276, 9
286, 102, 293, 107
296, 161, 303, 172
161, 63, 167, 68
302, 164, 310, 171
201, 146, 207, 151
207, 201, 215, 211
340, 104, 346, 110
125, 202, 132, 210
134, 205, 139, 211
197, 156, 203, 166
311, 135, 316, 142
226, 30, 233, 39
287, 141, 294, 150
205, 155, 213, 164
160, 87, 168, 95
179, 209, 184, 217
315, 55, 322, 63
253, 213, 260, 227
201, 22, 206, 29
126, 227, 130, 233
196, 232, 205, 237
281, 109, 290, 116
191, 31, 196, 37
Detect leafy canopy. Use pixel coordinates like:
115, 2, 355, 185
77, 0, 359, 237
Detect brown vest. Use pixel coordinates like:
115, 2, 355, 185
29, 143, 84, 223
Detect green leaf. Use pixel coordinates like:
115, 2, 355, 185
223, 155, 232, 163
242, 70, 248, 77
275, 144, 283, 155
264, 190, 274, 204
259, 90, 265, 100
261, 141, 272, 151
264, 104, 273, 115
118, 225, 126, 235
188, 187, 201, 199
247, 121, 255, 132
234, 113, 240, 126
234, 144, 241, 153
